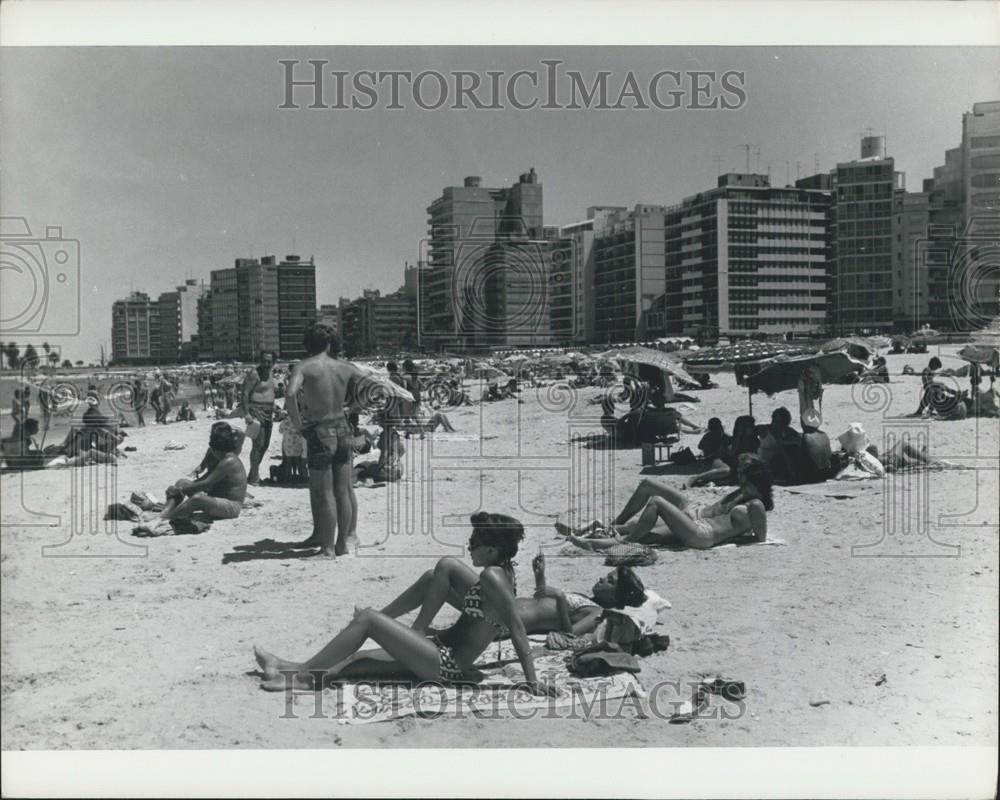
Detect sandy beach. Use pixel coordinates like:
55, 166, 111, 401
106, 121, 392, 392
2, 348, 997, 749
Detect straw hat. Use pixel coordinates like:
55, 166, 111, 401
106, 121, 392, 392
837, 422, 870, 455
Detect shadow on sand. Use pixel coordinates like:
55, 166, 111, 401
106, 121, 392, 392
222, 537, 320, 564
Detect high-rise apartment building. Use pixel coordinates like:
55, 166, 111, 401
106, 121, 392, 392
553, 208, 624, 346
592, 205, 669, 344
830, 137, 905, 333
111, 291, 161, 365
276, 255, 317, 360
316, 303, 340, 338
421, 169, 546, 351
923, 101, 1000, 330
207, 255, 315, 361
157, 279, 206, 363
338, 284, 417, 356
662, 174, 831, 338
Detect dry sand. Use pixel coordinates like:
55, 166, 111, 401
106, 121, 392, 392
2, 348, 997, 749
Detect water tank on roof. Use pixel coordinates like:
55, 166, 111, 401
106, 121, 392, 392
861, 135, 886, 159
464, 176, 481, 188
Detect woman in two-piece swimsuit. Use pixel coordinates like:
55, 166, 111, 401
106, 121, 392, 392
253, 512, 557, 696
564, 458, 774, 551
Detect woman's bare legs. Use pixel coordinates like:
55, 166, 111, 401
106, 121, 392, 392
256, 608, 441, 690
684, 460, 731, 488
627, 497, 712, 548
378, 557, 477, 627
614, 477, 688, 524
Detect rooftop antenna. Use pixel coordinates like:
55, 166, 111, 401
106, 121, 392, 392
739, 144, 755, 174
754, 146, 761, 173
785, 161, 790, 187
814, 153, 820, 174
713, 155, 722, 176
795, 160, 802, 181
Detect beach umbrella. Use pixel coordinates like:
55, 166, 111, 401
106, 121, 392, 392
958, 343, 1000, 369
354, 365, 415, 406
744, 351, 868, 413
683, 340, 810, 371
597, 345, 700, 389
820, 336, 875, 363
471, 364, 509, 381
911, 328, 941, 342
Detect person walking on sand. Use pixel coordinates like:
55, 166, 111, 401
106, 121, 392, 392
132, 379, 147, 427
242, 350, 277, 485
285, 323, 365, 558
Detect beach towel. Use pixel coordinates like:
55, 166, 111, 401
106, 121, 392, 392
163, 441, 186, 451
714, 538, 786, 550
319, 640, 642, 725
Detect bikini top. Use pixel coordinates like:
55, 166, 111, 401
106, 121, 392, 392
463, 582, 510, 635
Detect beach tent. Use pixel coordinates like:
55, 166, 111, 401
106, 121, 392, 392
745, 351, 868, 413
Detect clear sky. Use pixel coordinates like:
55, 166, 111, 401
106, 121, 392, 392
1, 46, 996, 362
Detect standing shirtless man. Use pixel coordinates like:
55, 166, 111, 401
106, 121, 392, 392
285, 324, 364, 557
242, 350, 277, 485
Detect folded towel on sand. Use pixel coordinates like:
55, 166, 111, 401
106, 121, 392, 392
325, 641, 641, 725
714, 538, 786, 550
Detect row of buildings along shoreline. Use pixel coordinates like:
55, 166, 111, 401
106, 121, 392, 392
111, 101, 999, 364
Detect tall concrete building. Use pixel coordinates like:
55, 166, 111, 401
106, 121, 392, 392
111, 291, 161, 365
276, 255, 317, 360
592, 205, 669, 344
922, 101, 1000, 330
207, 255, 315, 361
830, 137, 906, 334
553, 207, 624, 346
338, 285, 417, 357
893, 190, 939, 331
196, 291, 213, 361
316, 303, 340, 338
662, 174, 831, 339
421, 169, 546, 351
157, 279, 207, 363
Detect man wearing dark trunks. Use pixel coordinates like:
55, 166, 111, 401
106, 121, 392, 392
242, 350, 276, 485
286, 324, 365, 558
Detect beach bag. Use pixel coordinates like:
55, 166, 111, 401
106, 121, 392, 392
669, 446, 697, 465
103, 503, 140, 523
603, 543, 658, 568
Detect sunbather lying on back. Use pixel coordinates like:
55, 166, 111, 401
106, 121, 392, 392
560, 458, 774, 551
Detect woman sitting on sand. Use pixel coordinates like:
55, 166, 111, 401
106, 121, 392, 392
253, 512, 558, 695
134, 423, 246, 536
561, 458, 774, 551
685, 414, 760, 488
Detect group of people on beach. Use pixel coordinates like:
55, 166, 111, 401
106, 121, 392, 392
3, 331, 996, 699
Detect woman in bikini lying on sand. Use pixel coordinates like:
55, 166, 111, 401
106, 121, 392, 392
560, 457, 774, 551
254, 512, 558, 695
